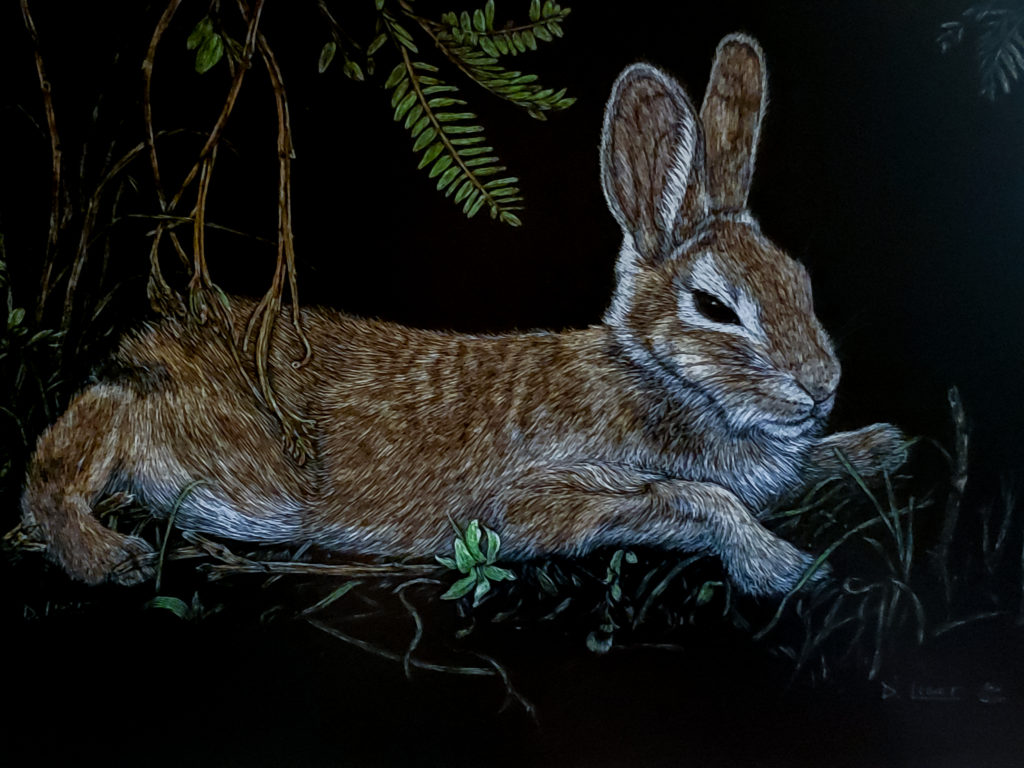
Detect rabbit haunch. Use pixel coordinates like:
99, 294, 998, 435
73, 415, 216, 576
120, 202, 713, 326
21, 34, 906, 596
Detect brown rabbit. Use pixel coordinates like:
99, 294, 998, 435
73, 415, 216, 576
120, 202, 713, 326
20, 34, 905, 596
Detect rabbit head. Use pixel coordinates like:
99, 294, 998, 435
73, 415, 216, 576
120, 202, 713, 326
601, 34, 840, 441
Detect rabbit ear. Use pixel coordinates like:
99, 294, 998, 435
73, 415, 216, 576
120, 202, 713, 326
601, 64, 708, 263
700, 34, 767, 211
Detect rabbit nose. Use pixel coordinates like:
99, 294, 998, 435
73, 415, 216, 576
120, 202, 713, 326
795, 360, 840, 406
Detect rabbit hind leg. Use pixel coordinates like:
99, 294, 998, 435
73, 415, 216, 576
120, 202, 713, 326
20, 384, 155, 586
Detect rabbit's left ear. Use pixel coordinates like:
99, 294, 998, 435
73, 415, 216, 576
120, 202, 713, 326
700, 34, 767, 212
600, 64, 708, 264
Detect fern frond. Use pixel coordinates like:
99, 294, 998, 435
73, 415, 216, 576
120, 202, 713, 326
977, 15, 1024, 99
435, 0, 571, 58
938, 3, 1024, 100
384, 52, 524, 225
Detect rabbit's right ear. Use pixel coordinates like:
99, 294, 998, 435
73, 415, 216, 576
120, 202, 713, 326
699, 34, 767, 212
600, 64, 708, 264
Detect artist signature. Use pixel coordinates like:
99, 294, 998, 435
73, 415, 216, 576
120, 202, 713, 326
880, 681, 1008, 704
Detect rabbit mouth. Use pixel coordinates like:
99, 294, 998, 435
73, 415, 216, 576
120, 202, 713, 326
758, 415, 820, 440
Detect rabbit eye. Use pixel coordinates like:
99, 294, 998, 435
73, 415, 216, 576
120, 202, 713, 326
692, 290, 741, 326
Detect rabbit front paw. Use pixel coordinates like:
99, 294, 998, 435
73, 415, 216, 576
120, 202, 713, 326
805, 423, 908, 483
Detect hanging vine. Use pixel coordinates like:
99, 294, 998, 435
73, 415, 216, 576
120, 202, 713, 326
12, 0, 576, 468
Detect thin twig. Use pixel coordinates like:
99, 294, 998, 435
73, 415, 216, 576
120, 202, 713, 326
144, 0, 263, 308
395, 578, 442, 678
60, 139, 151, 338
203, 560, 443, 578
142, 0, 182, 211
237, 1, 315, 463
307, 619, 497, 677
156, 479, 207, 591
20, 0, 65, 323
935, 386, 969, 609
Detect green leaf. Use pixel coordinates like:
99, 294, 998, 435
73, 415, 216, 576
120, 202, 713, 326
483, 565, 516, 582
454, 538, 475, 572
480, 36, 499, 58
410, 114, 431, 138
454, 179, 474, 204
441, 574, 476, 600
421, 84, 459, 95
412, 126, 437, 152
318, 42, 337, 73
304, 580, 360, 613
390, 79, 410, 108
384, 62, 406, 89
535, 567, 558, 595
435, 555, 458, 570
343, 60, 365, 81
466, 194, 487, 218
404, 104, 424, 130
428, 154, 454, 178
625, 551, 638, 565
696, 581, 721, 606
529, 0, 541, 22
473, 9, 486, 32
375, 0, 385, 9
484, 527, 501, 563
418, 142, 444, 169
147, 596, 191, 620
195, 34, 224, 74
428, 97, 466, 109
499, 211, 523, 226
187, 17, 213, 51
473, 575, 492, 605
394, 91, 417, 121
610, 549, 624, 575
367, 33, 387, 56
389, 21, 418, 53
465, 519, 484, 562
437, 166, 461, 191
485, 0, 496, 30
8, 307, 25, 329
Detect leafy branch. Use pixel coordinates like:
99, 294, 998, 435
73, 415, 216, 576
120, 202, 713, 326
318, 1, 575, 226
433, 0, 571, 58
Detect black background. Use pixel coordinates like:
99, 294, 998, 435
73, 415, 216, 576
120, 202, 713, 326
3, 1, 1024, 766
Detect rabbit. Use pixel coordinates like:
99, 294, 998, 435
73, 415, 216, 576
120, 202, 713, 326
19, 33, 906, 597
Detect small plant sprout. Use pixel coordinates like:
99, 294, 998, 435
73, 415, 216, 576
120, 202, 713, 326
437, 518, 515, 606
